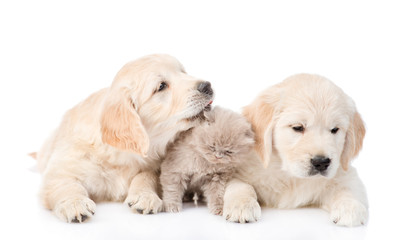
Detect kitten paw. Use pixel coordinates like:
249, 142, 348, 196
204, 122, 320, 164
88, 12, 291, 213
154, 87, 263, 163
210, 206, 223, 216
163, 201, 182, 213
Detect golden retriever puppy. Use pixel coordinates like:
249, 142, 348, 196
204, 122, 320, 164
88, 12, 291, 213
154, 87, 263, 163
36, 54, 214, 223
222, 74, 368, 227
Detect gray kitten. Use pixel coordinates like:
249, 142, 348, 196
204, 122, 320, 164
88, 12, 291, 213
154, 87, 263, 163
160, 106, 255, 215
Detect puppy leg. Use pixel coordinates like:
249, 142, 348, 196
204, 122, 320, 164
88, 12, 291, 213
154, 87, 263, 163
41, 175, 95, 223
125, 171, 163, 214
223, 178, 261, 223
321, 169, 368, 227
203, 174, 227, 215
161, 172, 187, 213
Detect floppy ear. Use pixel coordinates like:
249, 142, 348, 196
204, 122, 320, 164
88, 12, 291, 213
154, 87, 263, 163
243, 90, 279, 168
100, 90, 149, 157
340, 112, 365, 171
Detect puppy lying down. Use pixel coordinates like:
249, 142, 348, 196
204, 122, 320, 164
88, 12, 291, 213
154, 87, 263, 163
223, 74, 368, 227
34, 54, 214, 223
160, 106, 255, 215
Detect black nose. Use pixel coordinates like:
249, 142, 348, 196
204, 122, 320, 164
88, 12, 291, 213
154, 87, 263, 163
311, 156, 331, 172
197, 81, 213, 96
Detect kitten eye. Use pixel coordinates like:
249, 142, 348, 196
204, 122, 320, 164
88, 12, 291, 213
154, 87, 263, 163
331, 127, 339, 134
225, 150, 233, 155
292, 125, 305, 133
209, 146, 215, 151
157, 81, 168, 92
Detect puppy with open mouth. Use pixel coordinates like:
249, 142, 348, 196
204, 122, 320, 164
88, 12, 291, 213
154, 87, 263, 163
34, 54, 214, 223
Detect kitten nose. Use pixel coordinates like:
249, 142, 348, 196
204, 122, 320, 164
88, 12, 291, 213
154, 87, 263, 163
215, 152, 224, 159
311, 156, 331, 172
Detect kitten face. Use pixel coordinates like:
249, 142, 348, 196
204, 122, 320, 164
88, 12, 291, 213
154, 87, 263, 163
193, 107, 255, 165
205, 141, 240, 164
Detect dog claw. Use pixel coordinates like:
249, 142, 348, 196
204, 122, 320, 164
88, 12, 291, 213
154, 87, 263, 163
81, 214, 88, 222
71, 214, 89, 223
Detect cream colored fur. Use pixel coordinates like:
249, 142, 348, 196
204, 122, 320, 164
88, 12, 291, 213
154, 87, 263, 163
160, 106, 254, 215
223, 74, 368, 227
36, 54, 213, 223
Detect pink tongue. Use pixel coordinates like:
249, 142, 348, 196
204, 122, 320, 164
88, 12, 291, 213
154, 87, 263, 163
209, 100, 213, 105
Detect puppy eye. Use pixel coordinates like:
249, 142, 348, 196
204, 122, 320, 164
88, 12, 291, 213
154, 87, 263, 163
331, 127, 339, 134
292, 126, 305, 133
157, 82, 168, 92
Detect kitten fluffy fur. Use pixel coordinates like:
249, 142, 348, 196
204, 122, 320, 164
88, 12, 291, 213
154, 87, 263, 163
160, 106, 255, 215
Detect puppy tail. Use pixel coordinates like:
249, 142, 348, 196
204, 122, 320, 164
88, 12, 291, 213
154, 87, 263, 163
28, 152, 37, 160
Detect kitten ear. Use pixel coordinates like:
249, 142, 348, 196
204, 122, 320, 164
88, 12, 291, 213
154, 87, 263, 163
245, 128, 254, 139
243, 128, 256, 146
205, 107, 217, 123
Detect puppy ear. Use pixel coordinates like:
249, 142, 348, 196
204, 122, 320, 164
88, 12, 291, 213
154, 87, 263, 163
100, 90, 149, 157
340, 112, 365, 171
243, 88, 280, 168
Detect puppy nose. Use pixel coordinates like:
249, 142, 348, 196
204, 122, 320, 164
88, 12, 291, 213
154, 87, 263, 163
311, 156, 331, 172
197, 81, 213, 96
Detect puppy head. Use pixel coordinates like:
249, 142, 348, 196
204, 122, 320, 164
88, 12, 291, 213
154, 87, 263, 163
244, 74, 365, 178
101, 54, 214, 156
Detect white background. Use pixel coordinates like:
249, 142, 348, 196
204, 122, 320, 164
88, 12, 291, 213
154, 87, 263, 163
1, 0, 402, 239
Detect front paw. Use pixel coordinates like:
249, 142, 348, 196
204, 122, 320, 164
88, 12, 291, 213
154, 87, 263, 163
54, 198, 96, 223
125, 191, 162, 214
163, 201, 182, 213
210, 206, 223, 216
330, 199, 368, 227
223, 197, 261, 223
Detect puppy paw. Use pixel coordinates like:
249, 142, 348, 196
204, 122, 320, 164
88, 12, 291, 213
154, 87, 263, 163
223, 197, 261, 223
54, 198, 96, 223
125, 191, 162, 214
163, 201, 182, 213
330, 199, 368, 227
